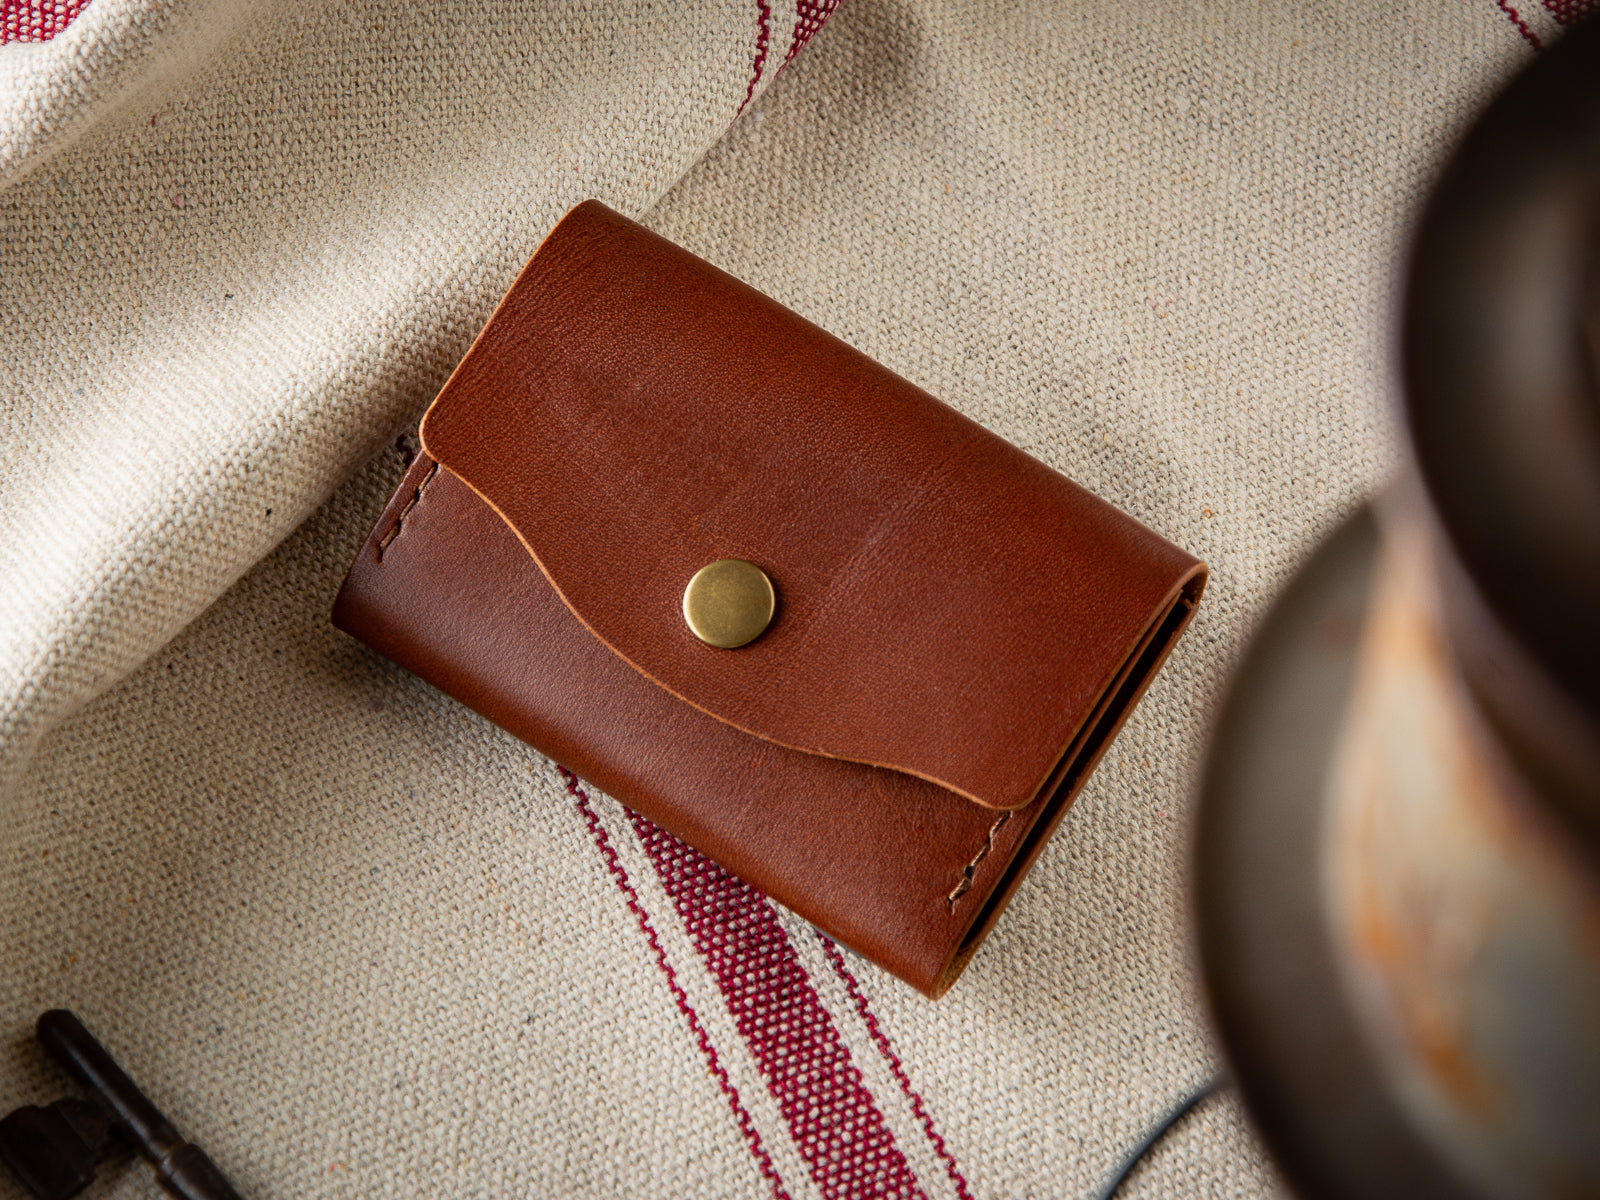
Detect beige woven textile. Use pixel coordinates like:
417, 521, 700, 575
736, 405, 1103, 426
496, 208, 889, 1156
0, 0, 1540, 1196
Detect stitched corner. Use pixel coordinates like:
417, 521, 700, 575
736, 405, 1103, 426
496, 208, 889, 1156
946, 812, 1011, 913
375, 461, 439, 562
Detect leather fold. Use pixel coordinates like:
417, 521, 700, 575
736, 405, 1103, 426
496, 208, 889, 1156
419, 201, 1204, 813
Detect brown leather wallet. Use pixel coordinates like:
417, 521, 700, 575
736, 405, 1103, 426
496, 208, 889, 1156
332, 200, 1206, 997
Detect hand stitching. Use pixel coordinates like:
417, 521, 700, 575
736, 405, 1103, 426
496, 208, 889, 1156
375, 460, 439, 562
946, 811, 1011, 913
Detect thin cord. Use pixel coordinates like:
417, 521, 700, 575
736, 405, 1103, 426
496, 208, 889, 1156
1094, 1076, 1227, 1200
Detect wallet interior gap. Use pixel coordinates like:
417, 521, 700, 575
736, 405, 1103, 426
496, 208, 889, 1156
934, 581, 1204, 996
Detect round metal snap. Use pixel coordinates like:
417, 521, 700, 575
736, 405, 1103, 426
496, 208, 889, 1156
682, 559, 775, 649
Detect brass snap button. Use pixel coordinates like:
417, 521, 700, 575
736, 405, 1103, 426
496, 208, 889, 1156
682, 559, 775, 649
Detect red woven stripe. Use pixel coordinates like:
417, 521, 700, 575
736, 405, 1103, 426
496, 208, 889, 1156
561, 770, 794, 1200
627, 811, 929, 1200
784, 0, 841, 66
2, 0, 92, 43
818, 935, 975, 1200
1496, 0, 1544, 46
1541, 0, 1598, 25
738, 0, 772, 115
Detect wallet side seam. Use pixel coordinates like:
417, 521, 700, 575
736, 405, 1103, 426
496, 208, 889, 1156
374, 460, 441, 562
945, 811, 1012, 912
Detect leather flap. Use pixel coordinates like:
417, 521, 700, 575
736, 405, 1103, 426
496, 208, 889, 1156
420, 201, 1204, 811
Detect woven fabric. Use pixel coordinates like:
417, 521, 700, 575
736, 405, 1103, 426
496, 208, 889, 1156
2, 1, 94, 44
0, 0, 803, 790
0, 0, 1548, 1196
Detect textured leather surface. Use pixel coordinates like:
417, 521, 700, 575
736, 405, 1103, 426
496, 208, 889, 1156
334, 201, 1206, 994
420, 200, 1205, 812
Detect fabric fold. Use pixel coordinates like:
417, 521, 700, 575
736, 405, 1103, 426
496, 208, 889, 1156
0, 0, 827, 795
